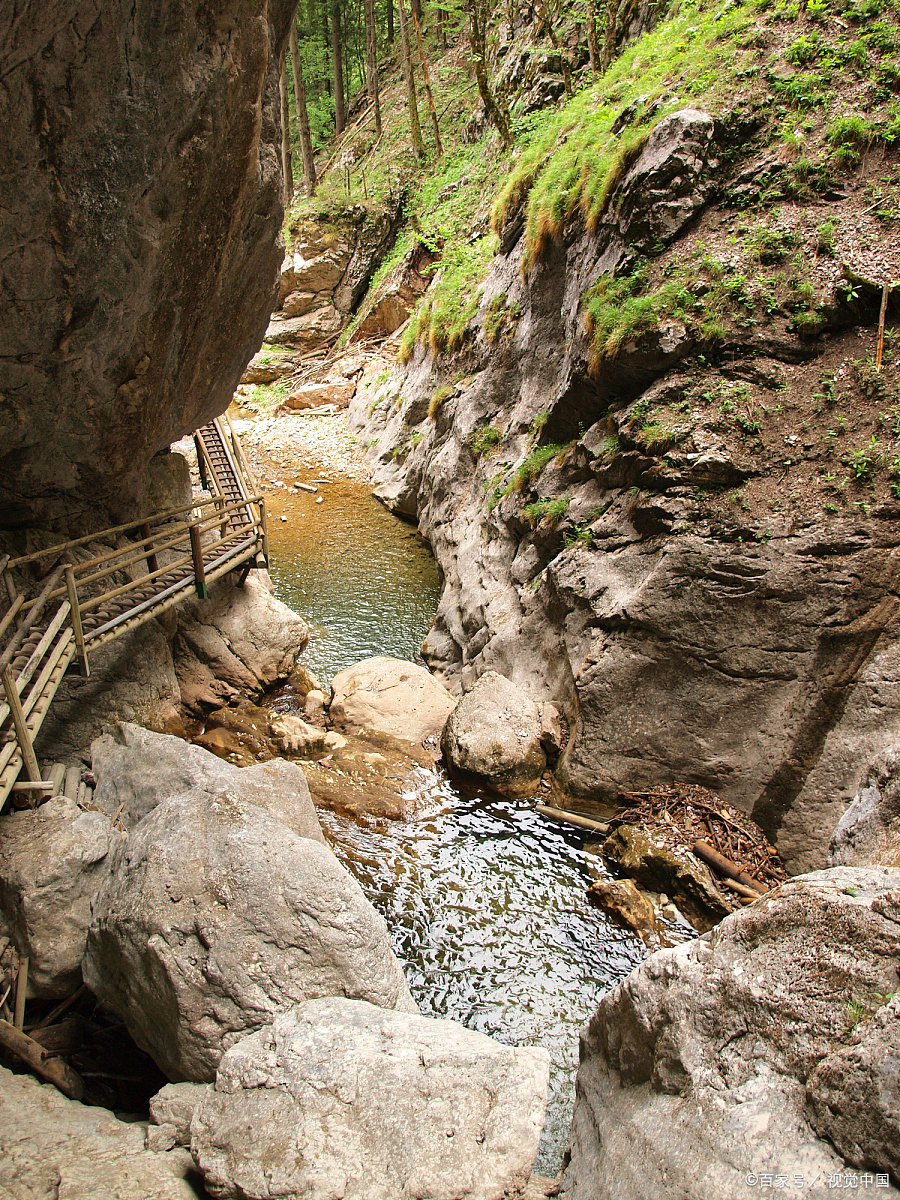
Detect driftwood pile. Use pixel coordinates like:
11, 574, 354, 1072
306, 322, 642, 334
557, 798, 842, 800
615, 782, 787, 898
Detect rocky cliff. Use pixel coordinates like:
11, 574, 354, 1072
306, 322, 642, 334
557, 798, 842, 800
0, 0, 294, 532
348, 0, 900, 872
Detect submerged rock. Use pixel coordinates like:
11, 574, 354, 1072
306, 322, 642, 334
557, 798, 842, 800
0, 1063, 197, 1199
441, 671, 546, 797
191, 997, 550, 1200
328, 655, 457, 754
559, 867, 900, 1200
0, 798, 117, 996
83, 787, 415, 1081
585, 877, 658, 944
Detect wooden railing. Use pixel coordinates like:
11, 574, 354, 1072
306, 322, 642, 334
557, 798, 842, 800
0, 418, 268, 808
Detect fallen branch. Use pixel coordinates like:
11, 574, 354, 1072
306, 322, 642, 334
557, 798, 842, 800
692, 840, 768, 895
0, 1018, 84, 1100
535, 803, 610, 835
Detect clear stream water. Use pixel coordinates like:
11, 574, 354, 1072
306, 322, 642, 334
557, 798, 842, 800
263, 461, 648, 1174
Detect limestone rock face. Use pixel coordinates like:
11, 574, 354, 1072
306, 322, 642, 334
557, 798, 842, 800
83, 787, 415, 1081
328, 656, 457, 753
0, 798, 116, 996
558, 867, 900, 1200
191, 998, 550, 1200
0, 1063, 198, 1199
442, 671, 546, 796
174, 572, 309, 711
0, 0, 295, 528
264, 305, 343, 349
830, 744, 900, 868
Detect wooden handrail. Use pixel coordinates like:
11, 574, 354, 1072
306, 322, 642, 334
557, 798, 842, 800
6, 492, 262, 572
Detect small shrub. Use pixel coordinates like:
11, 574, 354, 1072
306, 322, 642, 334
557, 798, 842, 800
470, 425, 503, 456
523, 495, 570, 525
428, 385, 454, 420
513, 443, 569, 489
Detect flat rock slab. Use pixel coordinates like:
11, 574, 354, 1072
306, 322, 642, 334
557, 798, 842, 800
441, 671, 546, 797
301, 728, 441, 820
191, 997, 551, 1200
0, 1064, 197, 1200
83, 788, 415, 1082
328, 656, 457, 753
0, 797, 117, 996
559, 866, 900, 1200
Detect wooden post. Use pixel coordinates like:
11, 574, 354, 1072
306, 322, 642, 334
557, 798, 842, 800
64, 566, 89, 678
194, 435, 210, 491
259, 497, 270, 566
189, 525, 208, 599
140, 523, 159, 575
1, 666, 43, 804
0, 1019, 84, 1100
14, 956, 27, 1030
876, 282, 889, 373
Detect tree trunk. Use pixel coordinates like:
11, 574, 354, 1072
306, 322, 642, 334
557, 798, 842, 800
331, 1, 347, 136
289, 23, 317, 196
601, 0, 618, 69
279, 61, 294, 204
364, 0, 382, 137
412, 5, 442, 154
387, 0, 395, 43
586, 0, 600, 78
466, 0, 512, 149
397, 0, 425, 159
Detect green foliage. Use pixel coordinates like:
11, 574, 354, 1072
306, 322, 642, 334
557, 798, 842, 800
428, 384, 455, 419
563, 522, 595, 548
523, 495, 570, 524
470, 424, 504, 455
511, 443, 570, 490
826, 114, 876, 167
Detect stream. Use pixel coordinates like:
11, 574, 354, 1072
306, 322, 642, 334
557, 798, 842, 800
261, 451, 649, 1174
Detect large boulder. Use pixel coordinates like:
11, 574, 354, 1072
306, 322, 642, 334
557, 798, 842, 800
0, 0, 295, 529
441, 671, 546, 797
174, 572, 309, 711
830, 744, 900, 868
83, 787, 415, 1081
264, 305, 343, 350
90, 722, 324, 843
0, 798, 117, 996
559, 867, 900, 1200
328, 656, 457, 753
0, 1063, 197, 1199
191, 998, 551, 1200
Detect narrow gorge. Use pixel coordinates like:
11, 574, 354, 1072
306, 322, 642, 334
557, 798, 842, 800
1, 0, 899, 1198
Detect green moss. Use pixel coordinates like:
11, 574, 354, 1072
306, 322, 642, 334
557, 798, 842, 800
428, 384, 454, 419
511, 443, 571, 489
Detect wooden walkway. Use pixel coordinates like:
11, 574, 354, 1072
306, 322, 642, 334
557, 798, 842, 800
0, 416, 268, 809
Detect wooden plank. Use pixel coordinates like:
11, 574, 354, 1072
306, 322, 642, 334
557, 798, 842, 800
14, 956, 27, 1029
535, 803, 611, 835
48, 762, 66, 797
0, 594, 24, 643
0, 1019, 84, 1100
0, 567, 64, 673
11, 600, 70, 694
1, 667, 41, 796
63, 766, 80, 800
190, 525, 208, 598
65, 565, 89, 677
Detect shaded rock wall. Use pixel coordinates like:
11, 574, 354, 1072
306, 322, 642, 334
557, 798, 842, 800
0, 0, 295, 530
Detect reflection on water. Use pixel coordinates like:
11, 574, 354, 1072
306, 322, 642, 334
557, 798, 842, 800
262, 454, 648, 1174
318, 776, 646, 1174
262, 465, 441, 688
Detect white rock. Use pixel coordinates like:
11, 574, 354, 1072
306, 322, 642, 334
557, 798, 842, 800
191, 997, 550, 1200
329, 655, 456, 751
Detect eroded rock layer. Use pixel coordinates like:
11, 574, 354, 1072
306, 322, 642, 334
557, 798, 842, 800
0, 0, 294, 529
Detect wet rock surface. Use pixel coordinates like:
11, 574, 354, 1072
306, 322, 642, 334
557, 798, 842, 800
558, 867, 900, 1200
328, 655, 456, 754
442, 671, 546, 797
191, 997, 550, 1200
